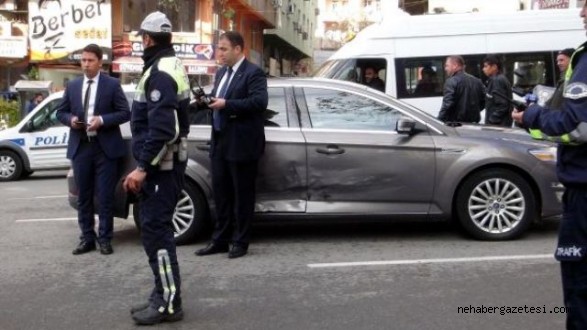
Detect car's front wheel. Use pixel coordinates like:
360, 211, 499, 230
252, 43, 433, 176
456, 168, 536, 241
133, 180, 209, 245
0, 150, 23, 181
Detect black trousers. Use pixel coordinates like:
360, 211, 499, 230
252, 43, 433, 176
559, 187, 587, 330
211, 156, 258, 248
72, 139, 119, 243
139, 161, 186, 311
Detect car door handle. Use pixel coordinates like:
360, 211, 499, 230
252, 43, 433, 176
316, 144, 345, 155
196, 142, 211, 151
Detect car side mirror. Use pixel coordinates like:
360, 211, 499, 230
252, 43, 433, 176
24, 121, 35, 132
396, 117, 416, 135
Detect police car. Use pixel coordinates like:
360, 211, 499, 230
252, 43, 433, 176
0, 86, 135, 181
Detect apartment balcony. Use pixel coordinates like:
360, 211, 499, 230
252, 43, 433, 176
230, 0, 276, 28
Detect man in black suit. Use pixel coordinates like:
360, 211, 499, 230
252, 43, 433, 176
56, 44, 130, 255
195, 31, 268, 259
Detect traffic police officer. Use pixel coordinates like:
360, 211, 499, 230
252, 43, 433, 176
513, 5, 587, 329
122, 11, 190, 325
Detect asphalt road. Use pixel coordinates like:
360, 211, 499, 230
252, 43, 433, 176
0, 171, 567, 330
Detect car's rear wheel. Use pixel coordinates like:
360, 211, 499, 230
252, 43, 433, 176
132, 180, 209, 245
0, 150, 23, 181
456, 168, 535, 241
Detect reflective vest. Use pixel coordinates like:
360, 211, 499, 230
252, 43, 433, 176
133, 56, 190, 167
528, 45, 587, 145
135, 57, 191, 103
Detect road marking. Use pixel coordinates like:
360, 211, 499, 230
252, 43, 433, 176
15, 216, 135, 223
307, 254, 554, 268
15, 217, 77, 223
7, 195, 68, 201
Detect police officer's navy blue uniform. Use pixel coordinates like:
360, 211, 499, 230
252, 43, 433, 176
126, 11, 190, 325
521, 42, 587, 330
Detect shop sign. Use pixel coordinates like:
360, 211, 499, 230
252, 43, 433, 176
28, 0, 112, 63
116, 33, 214, 60
186, 65, 209, 74
0, 37, 27, 58
535, 0, 570, 9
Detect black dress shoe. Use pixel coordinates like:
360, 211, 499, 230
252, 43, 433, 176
99, 241, 113, 255
195, 243, 229, 256
130, 302, 150, 315
132, 305, 183, 325
72, 241, 96, 255
228, 246, 248, 259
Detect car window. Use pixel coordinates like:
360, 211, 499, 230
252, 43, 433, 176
28, 99, 63, 132
303, 87, 402, 131
266, 87, 287, 127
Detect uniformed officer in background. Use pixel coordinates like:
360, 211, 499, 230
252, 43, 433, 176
512, 4, 587, 329
122, 11, 190, 325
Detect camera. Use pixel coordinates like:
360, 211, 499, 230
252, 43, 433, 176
192, 81, 211, 105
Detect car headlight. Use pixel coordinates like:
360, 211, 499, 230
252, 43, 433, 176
529, 147, 557, 162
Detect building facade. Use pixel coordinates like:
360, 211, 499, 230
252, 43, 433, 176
0, 0, 289, 91
264, 0, 318, 77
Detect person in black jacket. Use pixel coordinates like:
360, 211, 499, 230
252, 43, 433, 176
545, 48, 575, 110
194, 31, 268, 259
123, 11, 189, 325
438, 55, 485, 123
482, 55, 513, 127
363, 66, 385, 92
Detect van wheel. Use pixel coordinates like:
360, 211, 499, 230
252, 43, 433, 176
456, 169, 535, 241
131, 181, 209, 245
0, 150, 23, 181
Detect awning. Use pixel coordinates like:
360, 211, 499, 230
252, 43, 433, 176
112, 56, 218, 75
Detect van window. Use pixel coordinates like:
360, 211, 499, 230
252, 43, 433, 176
313, 58, 388, 92
395, 52, 555, 99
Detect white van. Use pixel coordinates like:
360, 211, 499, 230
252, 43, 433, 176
314, 9, 585, 117
0, 86, 134, 181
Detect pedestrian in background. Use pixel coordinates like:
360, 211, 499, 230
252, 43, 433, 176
195, 31, 268, 259
545, 47, 575, 109
482, 54, 513, 127
363, 66, 385, 92
123, 11, 190, 325
438, 55, 485, 123
512, 5, 587, 329
56, 43, 130, 256
27, 93, 44, 113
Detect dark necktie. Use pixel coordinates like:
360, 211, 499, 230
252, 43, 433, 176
213, 67, 233, 131
83, 79, 93, 123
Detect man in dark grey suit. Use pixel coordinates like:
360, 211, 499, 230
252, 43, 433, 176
56, 44, 130, 255
195, 31, 268, 259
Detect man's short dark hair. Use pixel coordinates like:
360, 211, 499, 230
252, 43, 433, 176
447, 55, 465, 67
220, 31, 245, 50
559, 48, 575, 58
483, 54, 502, 71
83, 44, 103, 60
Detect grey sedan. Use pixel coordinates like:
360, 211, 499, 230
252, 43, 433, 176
67, 78, 563, 244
